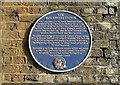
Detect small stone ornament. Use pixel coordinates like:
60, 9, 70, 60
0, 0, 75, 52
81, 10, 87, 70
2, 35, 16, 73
54, 57, 66, 70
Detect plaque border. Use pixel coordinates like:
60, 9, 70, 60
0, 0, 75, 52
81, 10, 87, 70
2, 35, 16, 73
29, 10, 92, 72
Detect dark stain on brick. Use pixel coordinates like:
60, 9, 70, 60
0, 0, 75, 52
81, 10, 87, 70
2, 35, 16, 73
9, 10, 19, 20
101, 48, 107, 58
9, 23, 17, 30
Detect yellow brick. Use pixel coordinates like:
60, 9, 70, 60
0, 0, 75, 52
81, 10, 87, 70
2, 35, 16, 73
18, 30, 27, 39
3, 57, 12, 64
2, 40, 22, 48
19, 65, 29, 73
82, 8, 94, 14
3, 74, 11, 82
13, 57, 26, 64
2, 65, 19, 73
3, 7, 28, 14
2, 2, 22, 6
17, 22, 31, 30
2, 30, 19, 39
2, 14, 19, 21
5, 23, 17, 30
2, 48, 17, 56
97, 7, 108, 14
29, 7, 42, 14
19, 14, 40, 22
11, 74, 24, 82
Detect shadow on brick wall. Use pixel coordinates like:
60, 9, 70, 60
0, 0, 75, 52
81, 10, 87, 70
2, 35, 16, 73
21, 18, 66, 74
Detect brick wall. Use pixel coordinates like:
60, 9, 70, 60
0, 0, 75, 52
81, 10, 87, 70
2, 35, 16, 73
1, 2, 120, 84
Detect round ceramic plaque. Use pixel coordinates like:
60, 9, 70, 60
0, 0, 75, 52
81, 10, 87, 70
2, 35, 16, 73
29, 10, 92, 72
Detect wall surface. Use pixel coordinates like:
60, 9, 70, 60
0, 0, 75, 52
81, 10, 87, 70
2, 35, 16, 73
0, 2, 120, 85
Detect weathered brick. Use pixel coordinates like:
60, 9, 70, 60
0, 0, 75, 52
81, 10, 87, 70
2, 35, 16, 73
110, 40, 117, 49
109, 7, 116, 15
2, 30, 19, 39
100, 21, 112, 30
0, 7, 5, 14
109, 75, 119, 84
69, 76, 81, 83
45, 6, 59, 11
21, 2, 34, 6
3, 57, 12, 64
83, 75, 95, 83
99, 58, 110, 66
19, 65, 39, 73
54, 75, 69, 83
57, 6, 67, 10
108, 31, 119, 40
3, 7, 28, 14
29, 7, 42, 14
110, 58, 118, 67
48, 2, 60, 6
92, 31, 107, 40
2, 48, 18, 56
17, 22, 31, 30
2, 65, 19, 73
3, 22, 31, 30
80, 2, 102, 6
105, 67, 118, 75
103, 2, 118, 6
41, 7, 52, 14
5, 23, 17, 30
2, 14, 19, 21
101, 76, 112, 84
97, 7, 108, 14
111, 50, 119, 58
83, 15, 96, 22
95, 15, 104, 22
18, 47, 28, 56
119, 68, 120, 74
67, 7, 79, 13
91, 2, 103, 6
95, 74, 117, 84
88, 23, 95, 31
91, 48, 103, 57
57, 2, 69, 6
104, 49, 112, 58
13, 57, 26, 64
18, 30, 29, 39
0, 22, 6, 30
19, 15, 40, 22
103, 15, 118, 23
19, 65, 29, 73
62, 2, 78, 6
2, 2, 22, 6
3, 74, 11, 82
3, 40, 22, 48
110, 25, 118, 31
94, 75, 102, 83
80, 67, 97, 83
25, 74, 39, 82
11, 74, 24, 82
117, 59, 120, 66
82, 8, 94, 14
83, 58, 99, 66
39, 75, 54, 83
93, 40, 109, 48
33, 2, 47, 6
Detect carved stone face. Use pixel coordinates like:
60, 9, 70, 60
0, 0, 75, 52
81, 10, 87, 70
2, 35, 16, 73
56, 59, 63, 67
54, 57, 66, 70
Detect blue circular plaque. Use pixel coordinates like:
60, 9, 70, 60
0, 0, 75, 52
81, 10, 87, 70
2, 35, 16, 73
29, 10, 92, 72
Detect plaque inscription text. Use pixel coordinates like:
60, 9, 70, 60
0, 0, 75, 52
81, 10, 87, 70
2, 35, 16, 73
29, 11, 92, 72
